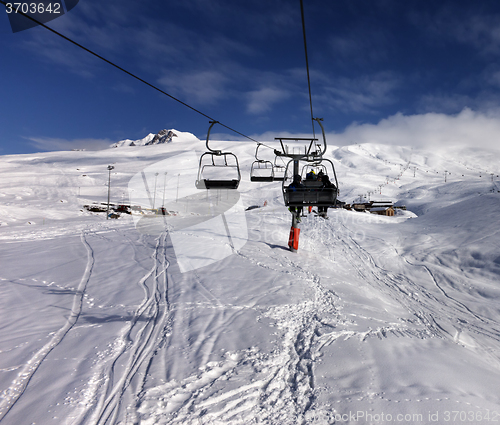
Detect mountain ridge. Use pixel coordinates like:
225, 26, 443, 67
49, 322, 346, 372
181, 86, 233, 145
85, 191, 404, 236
111, 129, 200, 148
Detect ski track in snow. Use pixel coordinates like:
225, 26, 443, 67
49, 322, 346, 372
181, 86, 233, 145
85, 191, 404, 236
138, 248, 340, 424
332, 218, 500, 363
0, 222, 173, 425
387, 237, 497, 355
0, 230, 95, 421
68, 211, 500, 425
136, 213, 432, 425
73, 229, 172, 425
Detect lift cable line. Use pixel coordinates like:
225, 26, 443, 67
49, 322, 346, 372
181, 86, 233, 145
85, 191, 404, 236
0, 0, 260, 144
300, 0, 316, 139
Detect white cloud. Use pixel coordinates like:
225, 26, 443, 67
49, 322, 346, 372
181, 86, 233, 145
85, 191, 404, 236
329, 108, 500, 152
246, 87, 291, 114
316, 71, 401, 113
158, 70, 229, 105
28, 136, 113, 151
152, 109, 500, 156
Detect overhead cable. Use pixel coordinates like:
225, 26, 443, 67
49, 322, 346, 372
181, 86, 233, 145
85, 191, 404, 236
0, 0, 260, 143
299, 0, 316, 139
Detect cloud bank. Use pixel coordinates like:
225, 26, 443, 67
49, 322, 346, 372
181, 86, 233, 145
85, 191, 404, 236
28, 137, 114, 151
328, 108, 500, 152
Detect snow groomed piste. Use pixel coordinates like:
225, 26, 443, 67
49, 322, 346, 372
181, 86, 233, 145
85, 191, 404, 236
1, 135, 500, 424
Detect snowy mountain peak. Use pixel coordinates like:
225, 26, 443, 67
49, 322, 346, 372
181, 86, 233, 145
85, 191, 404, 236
111, 133, 155, 148
111, 129, 182, 148
146, 129, 177, 145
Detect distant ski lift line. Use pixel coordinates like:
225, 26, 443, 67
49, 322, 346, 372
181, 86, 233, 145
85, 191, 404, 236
0, 0, 259, 144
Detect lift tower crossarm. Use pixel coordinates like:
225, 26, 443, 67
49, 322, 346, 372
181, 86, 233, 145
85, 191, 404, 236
273, 118, 328, 160
274, 138, 320, 162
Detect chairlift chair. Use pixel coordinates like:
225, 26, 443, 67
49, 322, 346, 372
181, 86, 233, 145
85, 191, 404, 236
196, 121, 241, 190
250, 143, 274, 182
250, 161, 274, 182
282, 158, 339, 208
272, 156, 286, 181
278, 119, 339, 207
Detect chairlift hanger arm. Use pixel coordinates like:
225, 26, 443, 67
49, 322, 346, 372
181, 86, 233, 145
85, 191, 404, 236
205, 120, 221, 154
313, 118, 327, 156
255, 143, 266, 161
196, 120, 241, 190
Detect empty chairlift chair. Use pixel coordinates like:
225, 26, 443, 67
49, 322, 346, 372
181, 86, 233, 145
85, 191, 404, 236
250, 143, 275, 182
196, 121, 241, 190
272, 156, 286, 182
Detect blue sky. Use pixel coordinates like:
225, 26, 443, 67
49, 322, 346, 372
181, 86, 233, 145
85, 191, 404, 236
2, 0, 500, 154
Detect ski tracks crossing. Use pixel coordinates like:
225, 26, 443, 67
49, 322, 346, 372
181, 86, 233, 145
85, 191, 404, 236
137, 234, 346, 424
330, 217, 500, 367
5, 210, 499, 424
76, 229, 172, 425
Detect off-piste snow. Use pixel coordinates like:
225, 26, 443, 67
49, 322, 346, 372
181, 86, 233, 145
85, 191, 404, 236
0, 131, 499, 425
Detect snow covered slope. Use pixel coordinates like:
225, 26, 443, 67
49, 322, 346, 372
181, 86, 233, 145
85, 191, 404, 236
0, 134, 499, 425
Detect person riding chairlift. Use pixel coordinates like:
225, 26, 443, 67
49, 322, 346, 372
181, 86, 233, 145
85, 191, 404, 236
288, 174, 304, 222
306, 169, 317, 181
317, 174, 336, 218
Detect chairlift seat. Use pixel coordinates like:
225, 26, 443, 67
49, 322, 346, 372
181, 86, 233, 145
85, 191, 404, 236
250, 150, 274, 183
250, 176, 274, 182
284, 187, 337, 207
303, 180, 323, 188
196, 179, 240, 190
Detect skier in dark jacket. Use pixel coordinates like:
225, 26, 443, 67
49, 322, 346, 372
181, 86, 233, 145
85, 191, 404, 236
321, 174, 336, 190
288, 174, 304, 221
317, 175, 336, 218
289, 174, 304, 189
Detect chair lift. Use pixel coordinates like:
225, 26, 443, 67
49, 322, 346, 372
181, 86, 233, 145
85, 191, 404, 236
282, 158, 338, 207
272, 155, 286, 181
301, 162, 329, 184
250, 143, 275, 182
279, 119, 339, 208
196, 121, 241, 190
